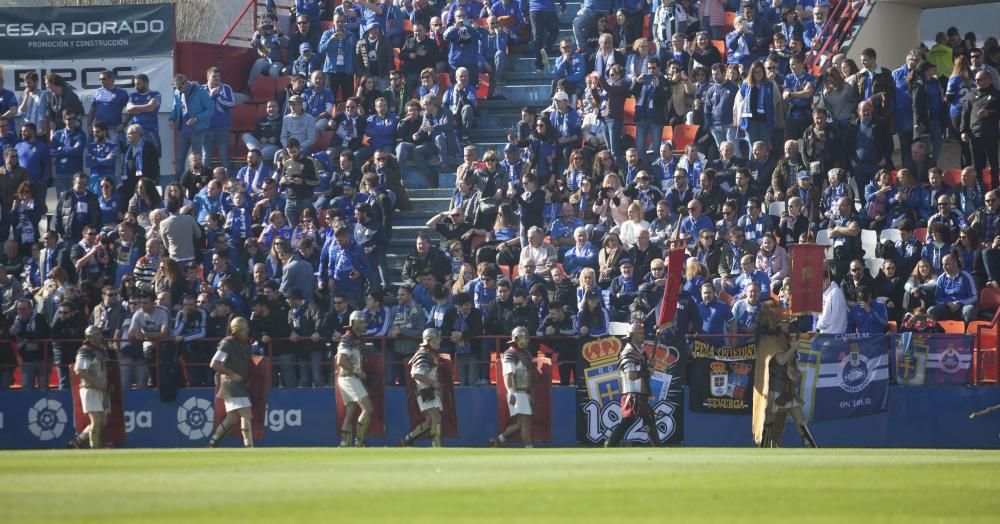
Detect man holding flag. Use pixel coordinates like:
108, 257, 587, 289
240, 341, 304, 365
605, 317, 661, 448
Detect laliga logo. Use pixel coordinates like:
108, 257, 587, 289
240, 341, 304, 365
27, 398, 68, 441
176, 397, 214, 440
124, 411, 152, 433
267, 409, 302, 432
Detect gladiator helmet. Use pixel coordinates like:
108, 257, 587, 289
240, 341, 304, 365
84, 325, 104, 347
229, 317, 250, 340
349, 310, 367, 335
422, 327, 441, 349
509, 326, 530, 348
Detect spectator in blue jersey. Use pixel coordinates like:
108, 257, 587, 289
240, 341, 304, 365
892, 49, 922, 163
553, 37, 586, 101
289, 42, 323, 78
50, 109, 86, 197
169, 74, 213, 179
357, 97, 398, 165
304, 71, 336, 134
930, 253, 978, 324
726, 16, 758, 70
847, 285, 889, 334
88, 70, 129, 145
319, 14, 359, 104
443, 67, 478, 143
362, 291, 393, 336
171, 295, 210, 386
14, 123, 50, 203
334, 0, 364, 36
248, 20, 287, 82
576, 290, 609, 337
730, 281, 763, 338
782, 55, 816, 140
236, 149, 273, 195
480, 16, 510, 99
722, 253, 771, 299
125, 74, 162, 153
0, 76, 17, 122
736, 61, 775, 147
324, 225, 370, 308
485, 0, 526, 41
86, 122, 117, 192
698, 281, 734, 335
0, 118, 17, 156
202, 67, 236, 173
679, 198, 714, 248
550, 204, 586, 256
444, 9, 484, 84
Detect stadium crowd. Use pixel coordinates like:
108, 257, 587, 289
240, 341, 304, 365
0, 0, 998, 393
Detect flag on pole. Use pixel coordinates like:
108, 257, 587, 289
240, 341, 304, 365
657, 247, 687, 328
788, 243, 826, 315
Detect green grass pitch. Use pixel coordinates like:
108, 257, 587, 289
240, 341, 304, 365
1, 448, 998, 523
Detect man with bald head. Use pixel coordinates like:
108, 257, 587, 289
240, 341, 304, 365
827, 195, 861, 282
848, 99, 894, 195
961, 68, 1000, 189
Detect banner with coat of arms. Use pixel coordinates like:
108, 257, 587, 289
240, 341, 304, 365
575, 336, 686, 445
894, 333, 973, 386
796, 334, 890, 420
688, 340, 756, 414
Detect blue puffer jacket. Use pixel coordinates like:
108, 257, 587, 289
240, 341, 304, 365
170, 81, 213, 135
318, 29, 357, 74
444, 23, 483, 68
365, 112, 398, 148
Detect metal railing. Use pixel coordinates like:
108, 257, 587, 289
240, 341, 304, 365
2, 330, 991, 391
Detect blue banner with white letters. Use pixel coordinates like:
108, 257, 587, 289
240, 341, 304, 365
797, 334, 891, 421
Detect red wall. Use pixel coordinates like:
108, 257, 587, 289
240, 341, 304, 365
175, 41, 257, 92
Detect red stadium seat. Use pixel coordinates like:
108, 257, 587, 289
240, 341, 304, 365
231, 104, 259, 132
624, 98, 636, 125
711, 39, 726, 59
642, 14, 651, 39
980, 288, 1000, 312
985, 168, 994, 190
403, 19, 413, 34
670, 124, 699, 151
275, 76, 292, 97
477, 74, 490, 100
662, 125, 673, 142
914, 227, 927, 242
394, 47, 401, 70
943, 168, 963, 187
724, 11, 737, 32
970, 320, 998, 384
437, 73, 452, 90
937, 320, 965, 334
250, 76, 278, 102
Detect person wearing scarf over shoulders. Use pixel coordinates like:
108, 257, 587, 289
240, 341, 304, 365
120, 124, 159, 200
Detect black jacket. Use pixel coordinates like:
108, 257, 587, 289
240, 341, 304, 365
55, 190, 100, 242
962, 85, 1000, 137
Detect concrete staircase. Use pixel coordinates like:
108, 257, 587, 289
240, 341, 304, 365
387, 3, 580, 285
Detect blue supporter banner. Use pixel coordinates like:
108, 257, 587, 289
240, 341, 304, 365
894, 333, 973, 386
797, 334, 890, 421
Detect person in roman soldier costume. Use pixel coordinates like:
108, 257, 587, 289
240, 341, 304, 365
490, 326, 534, 448
208, 317, 255, 448
337, 310, 373, 447
752, 301, 817, 448
401, 328, 445, 447
606, 320, 661, 447
67, 326, 109, 449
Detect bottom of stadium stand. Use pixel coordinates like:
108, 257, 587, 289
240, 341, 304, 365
4, 386, 1000, 449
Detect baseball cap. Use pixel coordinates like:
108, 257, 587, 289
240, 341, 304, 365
552, 91, 569, 102
796, 170, 810, 180
288, 94, 303, 103
504, 143, 519, 153
286, 288, 305, 300
299, 43, 312, 52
